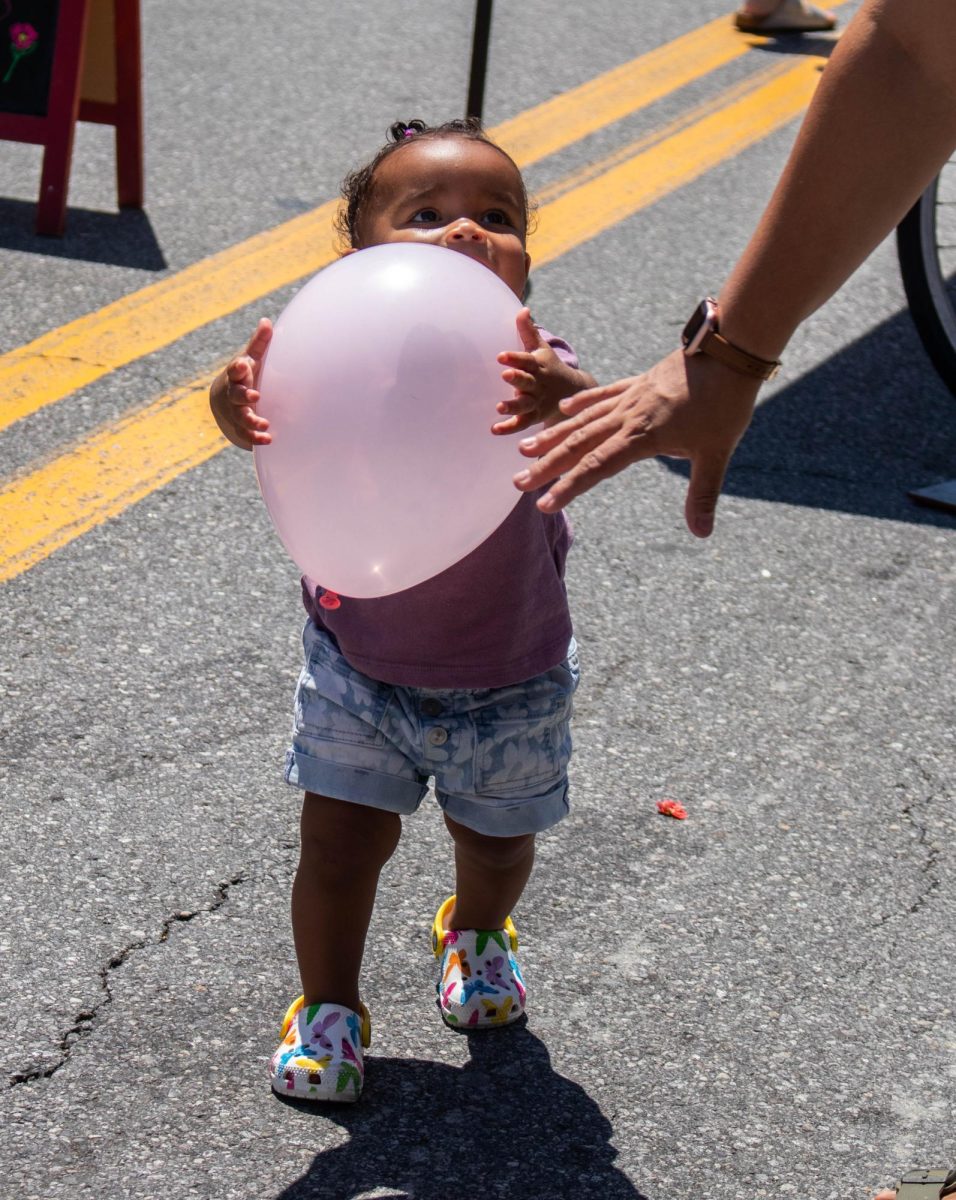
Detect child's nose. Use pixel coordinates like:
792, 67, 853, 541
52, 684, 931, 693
443, 218, 485, 243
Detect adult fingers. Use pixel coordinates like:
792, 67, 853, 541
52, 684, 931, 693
530, 425, 649, 512
514, 387, 624, 463
556, 378, 632, 418
512, 399, 649, 496
684, 449, 730, 539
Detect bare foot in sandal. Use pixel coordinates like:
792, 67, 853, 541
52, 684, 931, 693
734, 0, 837, 33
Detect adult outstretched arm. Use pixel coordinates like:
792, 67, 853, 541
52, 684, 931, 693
513, 0, 956, 535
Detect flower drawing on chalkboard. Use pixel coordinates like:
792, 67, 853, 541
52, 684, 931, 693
3, 22, 39, 84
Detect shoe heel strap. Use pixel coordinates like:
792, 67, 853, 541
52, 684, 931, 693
431, 895, 519, 956
358, 1002, 372, 1049
432, 895, 457, 958
278, 995, 305, 1040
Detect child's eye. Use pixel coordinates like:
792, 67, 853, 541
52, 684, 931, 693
484, 210, 511, 227
410, 208, 441, 223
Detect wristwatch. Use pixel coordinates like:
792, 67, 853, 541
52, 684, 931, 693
682, 297, 781, 381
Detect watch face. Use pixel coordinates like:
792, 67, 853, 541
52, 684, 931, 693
682, 299, 712, 353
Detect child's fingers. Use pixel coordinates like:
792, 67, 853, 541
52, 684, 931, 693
239, 406, 272, 444
491, 411, 537, 436
515, 306, 542, 352
211, 362, 270, 450
497, 349, 538, 372
228, 402, 270, 444
224, 357, 255, 393
234, 393, 269, 430
219, 376, 271, 434
496, 395, 536, 417
501, 367, 537, 393
224, 320, 272, 394
245, 317, 273, 365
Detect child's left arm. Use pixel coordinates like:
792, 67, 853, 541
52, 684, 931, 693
492, 308, 597, 436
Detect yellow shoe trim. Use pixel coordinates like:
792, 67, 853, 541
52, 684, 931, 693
358, 1001, 372, 1048
431, 895, 456, 958
431, 895, 519, 955
278, 995, 305, 1040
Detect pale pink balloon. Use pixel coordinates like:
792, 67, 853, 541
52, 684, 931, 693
253, 243, 526, 598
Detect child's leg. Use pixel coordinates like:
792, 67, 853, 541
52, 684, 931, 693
291, 792, 402, 1011
443, 814, 535, 929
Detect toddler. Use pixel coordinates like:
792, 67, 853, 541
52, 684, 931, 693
209, 118, 596, 1103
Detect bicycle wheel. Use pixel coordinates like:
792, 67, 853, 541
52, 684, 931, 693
896, 157, 956, 396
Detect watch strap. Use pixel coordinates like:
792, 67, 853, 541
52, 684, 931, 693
697, 326, 781, 381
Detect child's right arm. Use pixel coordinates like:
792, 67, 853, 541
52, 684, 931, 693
209, 318, 273, 450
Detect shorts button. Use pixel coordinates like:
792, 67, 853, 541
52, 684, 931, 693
428, 727, 449, 746
421, 698, 443, 717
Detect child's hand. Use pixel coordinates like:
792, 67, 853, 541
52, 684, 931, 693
492, 309, 596, 435
209, 318, 273, 450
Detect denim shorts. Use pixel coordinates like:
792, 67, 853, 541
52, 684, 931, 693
284, 621, 579, 837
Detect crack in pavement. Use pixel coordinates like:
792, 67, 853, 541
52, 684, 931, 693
6, 872, 248, 1090
874, 772, 943, 930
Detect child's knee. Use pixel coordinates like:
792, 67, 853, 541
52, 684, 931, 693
300, 793, 402, 871
446, 816, 535, 869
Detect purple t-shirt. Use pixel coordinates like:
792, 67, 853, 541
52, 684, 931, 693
302, 331, 577, 689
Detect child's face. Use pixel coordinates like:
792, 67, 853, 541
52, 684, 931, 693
356, 137, 531, 299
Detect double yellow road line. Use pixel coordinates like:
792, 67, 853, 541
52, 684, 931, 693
0, 9, 846, 583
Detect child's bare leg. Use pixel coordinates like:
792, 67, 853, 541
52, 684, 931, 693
291, 792, 401, 1011
443, 814, 535, 929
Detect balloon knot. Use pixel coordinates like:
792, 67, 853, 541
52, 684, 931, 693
319, 590, 341, 610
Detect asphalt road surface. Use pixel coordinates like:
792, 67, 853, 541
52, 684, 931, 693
1, 2, 955, 1198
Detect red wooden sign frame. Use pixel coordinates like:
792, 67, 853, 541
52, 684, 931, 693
0, 0, 143, 236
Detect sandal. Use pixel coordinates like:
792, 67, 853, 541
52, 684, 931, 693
734, 0, 837, 34
887, 1169, 956, 1198
268, 995, 371, 1102
431, 895, 526, 1029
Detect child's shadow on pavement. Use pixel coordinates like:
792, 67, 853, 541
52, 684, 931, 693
276, 1023, 648, 1200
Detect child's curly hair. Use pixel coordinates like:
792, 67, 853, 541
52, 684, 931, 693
335, 118, 534, 250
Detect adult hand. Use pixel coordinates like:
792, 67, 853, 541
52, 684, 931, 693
511, 349, 762, 538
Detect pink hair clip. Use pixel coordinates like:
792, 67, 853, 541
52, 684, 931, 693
402, 128, 415, 138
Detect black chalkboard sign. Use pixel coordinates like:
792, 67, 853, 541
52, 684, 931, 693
0, 0, 61, 117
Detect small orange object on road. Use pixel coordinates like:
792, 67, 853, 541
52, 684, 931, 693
656, 799, 687, 820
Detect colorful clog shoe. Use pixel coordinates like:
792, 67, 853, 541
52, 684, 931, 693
269, 996, 371, 1101
431, 895, 526, 1029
